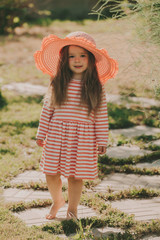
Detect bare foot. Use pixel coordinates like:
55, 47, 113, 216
67, 210, 77, 220
46, 198, 65, 220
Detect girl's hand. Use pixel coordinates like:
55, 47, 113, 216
36, 139, 44, 147
98, 146, 107, 155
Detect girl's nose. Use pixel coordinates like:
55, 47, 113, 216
75, 57, 80, 62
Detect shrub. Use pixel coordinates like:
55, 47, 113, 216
92, 0, 160, 45
0, 0, 51, 34
0, 90, 7, 109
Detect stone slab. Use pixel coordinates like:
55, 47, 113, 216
128, 96, 160, 108
94, 173, 160, 192
2, 82, 159, 108
141, 236, 160, 240
10, 170, 68, 184
13, 204, 97, 226
106, 145, 151, 159
92, 226, 124, 238
3, 188, 51, 202
152, 140, 160, 146
136, 159, 160, 169
111, 126, 160, 138
107, 94, 160, 107
2, 83, 47, 95
110, 197, 160, 221
62, 226, 124, 239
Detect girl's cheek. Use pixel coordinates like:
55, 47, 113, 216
69, 59, 74, 63
82, 58, 87, 63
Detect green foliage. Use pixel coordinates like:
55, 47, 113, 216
0, 148, 15, 155
108, 103, 144, 129
154, 82, 160, 98
90, 0, 137, 20
0, 0, 51, 34
134, 134, 157, 142
42, 222, 63, 234
9, 95, 44, 104
61, 219, 79, 235
98, 187, 160, 201
7, 199, 52, 212
99, 162, 160, 176
0, 90, 7, 109
105, 232, 135, 240
92, 0, 160, 45
0, 206, 55, 240
99, 150, 160, 167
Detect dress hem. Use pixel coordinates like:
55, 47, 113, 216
40, 168, 98, 180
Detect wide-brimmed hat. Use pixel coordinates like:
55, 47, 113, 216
34, 31, 118, 84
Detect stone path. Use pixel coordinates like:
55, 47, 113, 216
3, 188, 51, 202
13, 204, 96, 227
2, 137, 160, 238
2, 82, 160, 108
2, 83, 47, 96
111, 197, 160, 221
136, 159, 160, 169
111, 125, 160, 138
94, 173, 160, 192
2, 82, 160, 239
3, 170, 160, 233
141, 236, 160, 240
107, 94, 160, 108
107, 145, 151, 159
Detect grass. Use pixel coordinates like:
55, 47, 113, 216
0, 205, 57, 240
98, 150, 160, 166
97, 187, 160, 201
1, 85, 160, 240
0, 88, 160, 239
0, 17, 160, 239
0, 94, 42, 186
0, 17, 160, 98
108, 103, 160, 129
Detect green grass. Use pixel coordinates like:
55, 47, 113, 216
0, 95, 43, 186
0, 16, 160, 238
108, 103, 160, 129
0, 90, 7, 109
0, 206, 58, 240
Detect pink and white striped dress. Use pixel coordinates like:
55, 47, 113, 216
37, 79, 109, 179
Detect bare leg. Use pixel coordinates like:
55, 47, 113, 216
67, 177, 83, 219
46, 173, 65, 219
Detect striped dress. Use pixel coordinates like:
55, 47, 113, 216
36, 79, 109, 179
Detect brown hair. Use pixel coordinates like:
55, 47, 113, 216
46, 46, 102, 115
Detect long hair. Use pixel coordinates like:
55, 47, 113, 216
46, 46, 102, 115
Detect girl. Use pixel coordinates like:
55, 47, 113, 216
34, 31, 118, 220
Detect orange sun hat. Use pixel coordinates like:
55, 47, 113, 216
34, 31, 118, 85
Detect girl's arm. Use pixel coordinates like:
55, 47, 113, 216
36, 101, 54, 141
94, 86, 109, 149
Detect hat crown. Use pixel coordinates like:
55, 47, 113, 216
66, 31, 96, 46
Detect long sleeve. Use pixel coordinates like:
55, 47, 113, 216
36, 101, 54, 140
94, 86, 109, 147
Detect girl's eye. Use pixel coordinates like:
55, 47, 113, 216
81, 55, 86, 58
69, 55, 74, 58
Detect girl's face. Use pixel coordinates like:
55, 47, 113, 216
68, 45, 88, 80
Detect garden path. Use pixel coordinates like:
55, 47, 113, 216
2, 82, 160, 239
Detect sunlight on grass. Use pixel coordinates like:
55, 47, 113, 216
0, 64, 49, 85
0, 95, 43, 185
0, 205, 56, 240
0, 15, 160, 240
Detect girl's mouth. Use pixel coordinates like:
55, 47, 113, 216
74, 66, 82, 68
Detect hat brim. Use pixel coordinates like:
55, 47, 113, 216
34, 34, 118, 84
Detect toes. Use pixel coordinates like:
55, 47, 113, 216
46, 214, 55, 220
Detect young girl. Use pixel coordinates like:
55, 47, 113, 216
34, 31, 118, 220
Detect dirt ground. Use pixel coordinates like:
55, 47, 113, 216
0, 17, 160, 98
